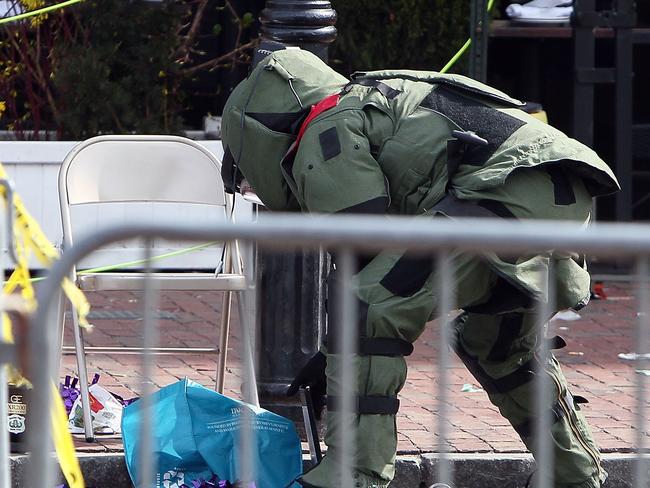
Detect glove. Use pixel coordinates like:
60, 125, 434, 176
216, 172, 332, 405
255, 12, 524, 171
286, 351, 327, 420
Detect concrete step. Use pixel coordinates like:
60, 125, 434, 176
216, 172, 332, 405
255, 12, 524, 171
9, 452, 636, 487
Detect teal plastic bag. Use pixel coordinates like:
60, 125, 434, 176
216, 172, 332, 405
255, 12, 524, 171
122, 379, 302, 488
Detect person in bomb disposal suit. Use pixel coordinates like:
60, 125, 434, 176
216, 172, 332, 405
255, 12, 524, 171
220, 48, 619, 488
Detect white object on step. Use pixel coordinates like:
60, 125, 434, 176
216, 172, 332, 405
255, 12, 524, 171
552, 310, 582, 321
507, 4, 573, 20
519, 0, 572, 7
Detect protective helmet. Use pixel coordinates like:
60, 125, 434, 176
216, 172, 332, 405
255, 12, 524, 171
221, 48, 348, 210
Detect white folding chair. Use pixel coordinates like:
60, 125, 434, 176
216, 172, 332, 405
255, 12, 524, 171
57, 135, 246, 441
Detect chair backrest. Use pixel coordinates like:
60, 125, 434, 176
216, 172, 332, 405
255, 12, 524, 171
59, 135, 231, 252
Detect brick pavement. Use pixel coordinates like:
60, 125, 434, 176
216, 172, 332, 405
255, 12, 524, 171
60, 282, 646, 455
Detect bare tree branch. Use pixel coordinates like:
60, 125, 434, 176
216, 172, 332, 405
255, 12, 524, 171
181, 39, 256, 76
175, 0, 209, 62
7, 30, 61, 125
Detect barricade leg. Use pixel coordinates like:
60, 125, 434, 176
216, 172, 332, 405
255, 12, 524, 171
0, 364, 9, 488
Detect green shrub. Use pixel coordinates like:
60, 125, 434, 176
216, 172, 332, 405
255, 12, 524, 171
0, 0, 190, 138
52, 0, 187, 138
0, 0, 477, 136
331, 0, 471, 74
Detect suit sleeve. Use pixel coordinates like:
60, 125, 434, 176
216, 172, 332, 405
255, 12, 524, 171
293, 111, 435, 350
292, 111, 389, 214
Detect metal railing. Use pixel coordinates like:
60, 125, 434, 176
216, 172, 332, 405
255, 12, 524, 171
19, 214, 650, 487
0, 178, 17, 488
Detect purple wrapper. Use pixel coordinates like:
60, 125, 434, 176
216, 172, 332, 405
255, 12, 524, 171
58, 373, 139, 415
181, 475, 255, 488
109, 390, 139, 407
59, 375, 81, 415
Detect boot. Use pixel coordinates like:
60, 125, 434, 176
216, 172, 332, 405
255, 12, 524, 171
298, 455, 390, 488
524, 469, 606, 488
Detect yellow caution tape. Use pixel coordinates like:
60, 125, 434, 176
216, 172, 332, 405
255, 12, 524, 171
0, 0, 85, 25
0, 315, 28, 387
51, 382, 84, 488
0, 165, 90, 326
0, 163, 86, 487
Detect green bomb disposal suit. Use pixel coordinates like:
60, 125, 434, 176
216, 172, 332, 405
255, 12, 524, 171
221, 49, 619, 488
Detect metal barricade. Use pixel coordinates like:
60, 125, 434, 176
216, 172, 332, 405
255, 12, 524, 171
0, 179, 17, 488
20, 214, 650, 487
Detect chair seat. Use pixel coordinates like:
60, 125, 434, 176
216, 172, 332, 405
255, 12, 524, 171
77, 272, 247, 291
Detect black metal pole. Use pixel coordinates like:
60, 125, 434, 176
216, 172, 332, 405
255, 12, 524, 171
260, 1, 337, 58
469, 0, 489, 82
255, 1, 336, 420
615, 0, 636, 222
572, 0, 597, 149
573, 0, 637, 223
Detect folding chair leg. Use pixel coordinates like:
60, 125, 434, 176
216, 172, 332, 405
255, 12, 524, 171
235, 290, 259, 408
300, 386, 323, 464
215, 290, 232, 393
55, 290, 66, 374
71, 306, 94, 442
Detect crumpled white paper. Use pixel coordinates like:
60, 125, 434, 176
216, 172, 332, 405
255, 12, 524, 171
461, 383, 484, 393
68, 383, 124, 434
552, 310, 582, 321
619, 352, 650, 361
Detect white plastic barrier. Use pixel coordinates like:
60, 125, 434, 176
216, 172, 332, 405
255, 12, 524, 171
0, 141, 253, 270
